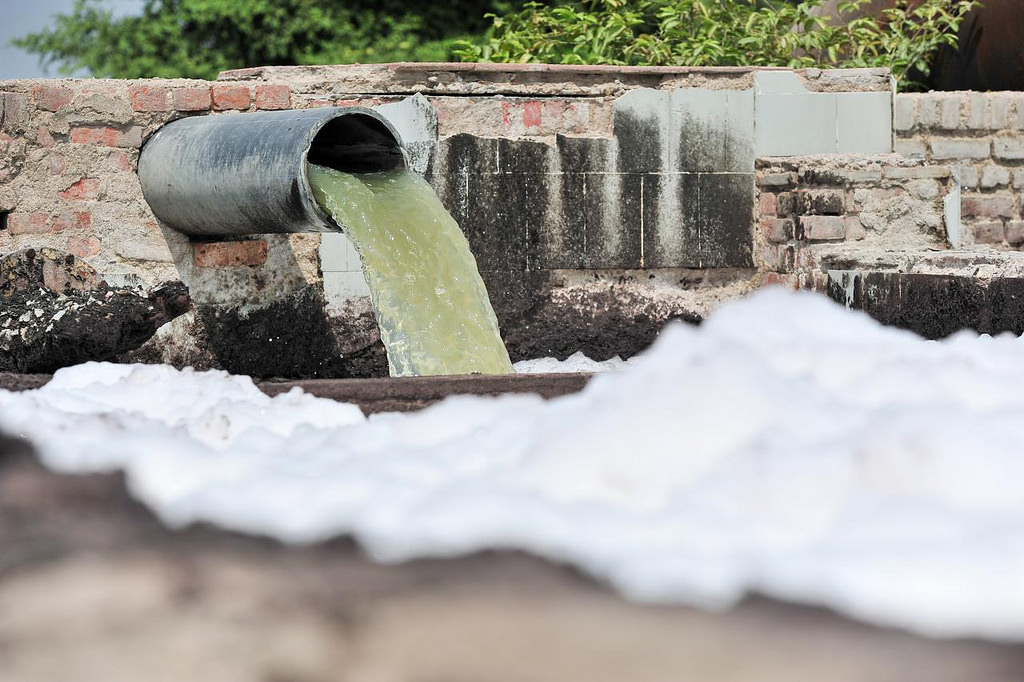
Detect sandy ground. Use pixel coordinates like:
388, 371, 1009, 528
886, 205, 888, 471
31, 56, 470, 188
1, 443, 1023, 682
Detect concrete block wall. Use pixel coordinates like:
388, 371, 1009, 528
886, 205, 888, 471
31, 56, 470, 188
894, 92, 1024, 248
1, 64, 902, 375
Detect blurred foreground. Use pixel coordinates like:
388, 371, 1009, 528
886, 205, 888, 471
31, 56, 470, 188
2, 447, 1021, 682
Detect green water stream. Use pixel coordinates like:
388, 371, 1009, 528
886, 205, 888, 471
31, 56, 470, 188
308, 164, 514, 377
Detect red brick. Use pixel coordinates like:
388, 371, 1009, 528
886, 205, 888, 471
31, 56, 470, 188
972, 220, 1005, 244
8, 213, 49, 235
193, 240, 269, 267
962, 195, 1016, 219
212, 85, 251, 111
255, 85, 291, 110
130, 84, 170, 112
33, 85, 73, 112
48, 154, 67, 175
60, 178, 100, 200
70, 126, 142, 148
68, 234, 101, 258
173, 86, 212, 111
108, 150, 135, 172
336, 99, 360, 107
36, 126, 55, 148
305, 98, 334, 108
758, 192, 777, 216
799, 215, 845, 241
523, 101, 542, 128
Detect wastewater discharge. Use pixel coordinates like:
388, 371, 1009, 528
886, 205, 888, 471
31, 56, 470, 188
308, 164, 514, 377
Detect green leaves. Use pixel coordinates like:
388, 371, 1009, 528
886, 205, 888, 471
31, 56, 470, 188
455, 0, 979, 90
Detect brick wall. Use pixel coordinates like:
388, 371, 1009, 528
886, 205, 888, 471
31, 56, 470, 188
755, 156, 957, 291
894, 92, 1024, 247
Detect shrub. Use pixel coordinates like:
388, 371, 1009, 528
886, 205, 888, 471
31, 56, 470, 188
454, 0, 978, 90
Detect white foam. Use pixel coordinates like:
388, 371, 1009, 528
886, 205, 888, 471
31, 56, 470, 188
3, 288, 1024, 641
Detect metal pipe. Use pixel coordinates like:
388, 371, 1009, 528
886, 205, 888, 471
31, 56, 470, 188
138, 107, 405, 236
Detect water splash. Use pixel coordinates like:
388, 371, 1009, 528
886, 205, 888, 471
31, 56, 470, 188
308, 164, 513, 377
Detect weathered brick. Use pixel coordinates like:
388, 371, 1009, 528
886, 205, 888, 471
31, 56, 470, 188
60, 178, 100, 200
883, 165, 952, 180
839, 169, 883, 183
980, 165, 1011, 189
917, 94, 939, 128
761, 272, 799, 289
50, 212, 91, 231
797, 190, 844, 215
907, 179, 939, 200
173, 87, 212, 111
255, 85, 291, 110
953, 164, 979, 189
7, 213, 49, 234
107, 150, 135, 172
758, 192, 777, 216
892, 96, 915, 132
48, 154, 67, 175
212, 85, 251, 111
757, 172, 796, 188
893, 139, 926, 158
1006, 221, 1024, 246
968, 92, 987, 129
991, 94, 1011, 128
962, 195, 1015, 219
940, 95, 964, 130
70, 125, 142, 148
799, 215, 845, 241
759, 217, 793, 243
930, 139, 990, 160
0, 93, 29, 131
36, 126, 55, 148
130, 84, 170, 112
193, 240, 269, 267
68, 234, 101, 258
1014, 169, 1024, 189
844, 215, 866, 240
993, 138, 1024, 161
760, 244, 795, 272
523, 101, 542, 128
304, 98, 334, 108
776, 191, 795, 217
972, 220, 1005, 244
1012, 94, 1024, 130
33, 85, 73, 112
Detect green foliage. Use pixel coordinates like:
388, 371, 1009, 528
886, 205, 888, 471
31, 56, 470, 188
455, 0, 978, 89
12, 0, 543, 80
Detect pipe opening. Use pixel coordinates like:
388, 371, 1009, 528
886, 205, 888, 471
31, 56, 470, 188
308, 113, 405, 174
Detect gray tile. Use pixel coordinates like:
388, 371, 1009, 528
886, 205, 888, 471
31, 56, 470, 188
642, 173, 700, 269
756, 93, 838, 156
613, 89, 671, 172
754, 71, 808, 95
837, 92, 892, 154
583, 172, 643, 268
699, 173, 755, 268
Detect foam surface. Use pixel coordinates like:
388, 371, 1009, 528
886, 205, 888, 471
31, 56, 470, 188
3, 289, 1023, 641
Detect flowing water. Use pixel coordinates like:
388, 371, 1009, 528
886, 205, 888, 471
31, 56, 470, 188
308, 164, 514, 377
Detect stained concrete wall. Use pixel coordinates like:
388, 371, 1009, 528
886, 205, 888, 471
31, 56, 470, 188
0, 64, 908, 376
